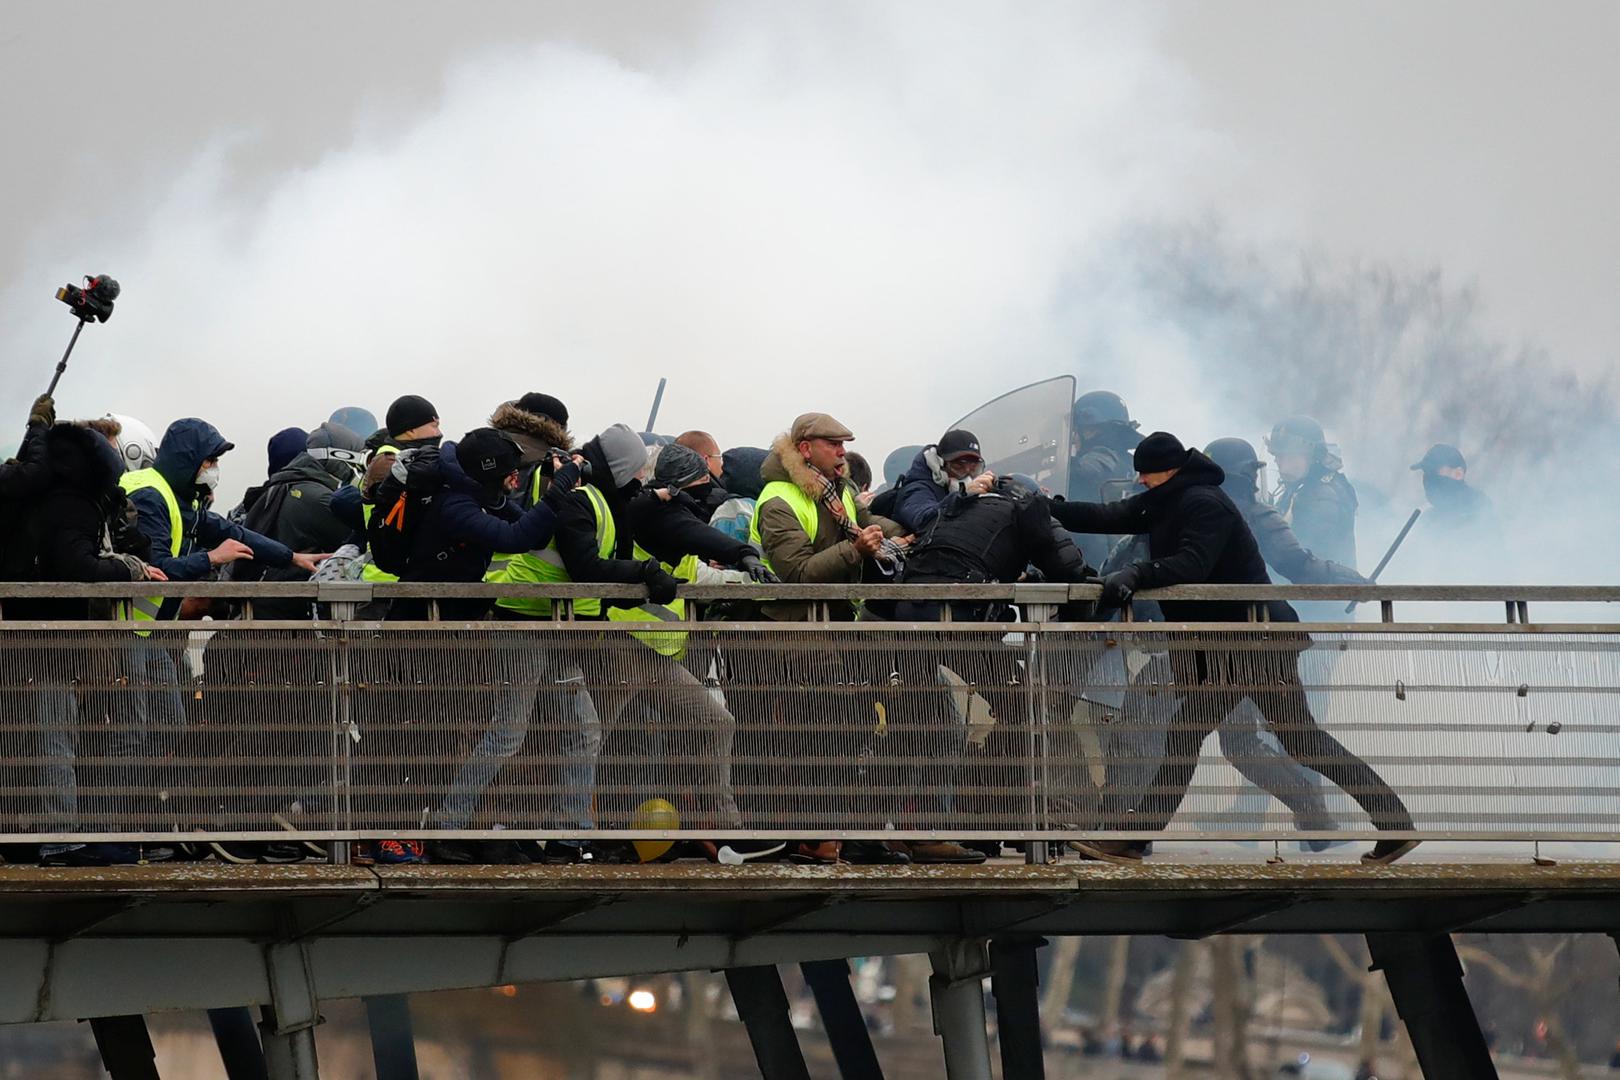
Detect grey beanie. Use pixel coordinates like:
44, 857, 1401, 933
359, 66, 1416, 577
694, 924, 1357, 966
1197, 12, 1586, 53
597, 423, 649, 489
654, 443, 708, 489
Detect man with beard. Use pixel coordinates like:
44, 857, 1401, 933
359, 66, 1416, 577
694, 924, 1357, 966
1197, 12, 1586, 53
1049, 431, 1417, 865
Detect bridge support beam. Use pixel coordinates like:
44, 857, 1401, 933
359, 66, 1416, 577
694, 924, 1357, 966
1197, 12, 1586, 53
208, 1007, 269, 1080
1366, 933, 1498, 1080
930, 940, 993, 1080
364, 995, 420, 1080
801, 959, 883, 1079
89, 1014, 160, 1080
989, 938, 1045, 1080
260, 942, 322, 1080
725, 965, 811, 1080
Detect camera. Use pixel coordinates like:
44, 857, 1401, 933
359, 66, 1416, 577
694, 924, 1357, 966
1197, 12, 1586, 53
56, 275, 120, 324
541, 448, 593, 481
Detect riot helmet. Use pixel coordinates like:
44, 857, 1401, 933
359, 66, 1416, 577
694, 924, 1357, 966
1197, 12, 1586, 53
1204, 437, 1264, 500
1073, 390, 1134, 429
105, 413, 158, 472
999, 473, 1047, 501
1265, 415, 1326, 458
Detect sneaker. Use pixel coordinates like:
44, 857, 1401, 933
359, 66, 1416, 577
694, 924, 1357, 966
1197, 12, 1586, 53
539, 840, 592, 865
907, 841, 987, 865
786, 841, 842, 865
1361, 839, 1421, 865
372, 840, 427, 865
714, 840, 788, 865
842, 841, 912, 865
426, 839, 532, 866
257, 843, 308, 864
1069, 840, 1149, 864
41, 843, 142, 867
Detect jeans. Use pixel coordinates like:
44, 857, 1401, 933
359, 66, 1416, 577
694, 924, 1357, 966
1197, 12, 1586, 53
436, 639, 603, 831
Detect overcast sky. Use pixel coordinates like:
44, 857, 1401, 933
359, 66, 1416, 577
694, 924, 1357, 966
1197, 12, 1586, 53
2, 1, 1614, 485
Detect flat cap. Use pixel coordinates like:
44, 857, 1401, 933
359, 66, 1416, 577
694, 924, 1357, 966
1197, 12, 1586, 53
790, 412, 854, 443
1411, 443, 1466, 472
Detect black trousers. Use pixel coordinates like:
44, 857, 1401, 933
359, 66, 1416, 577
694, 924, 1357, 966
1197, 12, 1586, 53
1100, 639, 1412, 833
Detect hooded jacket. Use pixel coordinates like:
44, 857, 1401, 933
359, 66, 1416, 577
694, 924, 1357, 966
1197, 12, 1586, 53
22, 423, 151, 618
391, 438, 570, 619
232, 448, 361, 616
754, 432, 903, 620
544, 431, 655, 600
1050, 449, 1291, 623
891, 445, 965, 534
0, 420, 53, 580
127, 419, 295, 615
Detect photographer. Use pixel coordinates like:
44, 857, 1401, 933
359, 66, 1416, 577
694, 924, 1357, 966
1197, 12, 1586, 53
20, 418, 167, 865
0, 395, 58, 578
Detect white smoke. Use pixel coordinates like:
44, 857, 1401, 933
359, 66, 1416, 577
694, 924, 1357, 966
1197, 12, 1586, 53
0, 2, 1235, 502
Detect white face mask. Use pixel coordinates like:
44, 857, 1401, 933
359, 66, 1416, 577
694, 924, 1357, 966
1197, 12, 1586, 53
195, 464, 221, 492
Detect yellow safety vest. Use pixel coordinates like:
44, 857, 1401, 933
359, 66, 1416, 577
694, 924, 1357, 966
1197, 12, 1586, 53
360, 444, 401, 584
489, 482, 614, 617
749, 479, 859, 573
118, 468, 184, 629
606, 548, 699, 658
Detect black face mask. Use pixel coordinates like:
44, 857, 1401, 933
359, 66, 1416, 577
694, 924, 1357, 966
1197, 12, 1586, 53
685, 480, 715, 504
620, 478, 643, 499
1423, 473, 1465, 503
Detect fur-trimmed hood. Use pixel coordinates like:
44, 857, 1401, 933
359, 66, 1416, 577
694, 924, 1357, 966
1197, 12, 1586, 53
490, 402, 572, 465
761, 432, 848, 498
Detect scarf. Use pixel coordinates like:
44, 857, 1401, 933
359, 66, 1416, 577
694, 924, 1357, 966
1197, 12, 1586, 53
815, 471, 906, 573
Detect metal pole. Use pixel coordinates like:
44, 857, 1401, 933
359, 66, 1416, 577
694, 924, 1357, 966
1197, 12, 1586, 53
929, 941, 993, 1080
1366, 933, 1498, 1080
259, 1004, 321, 1080
364, 995, 420, 1080
45, 317, 87, 397
801, 959, 884, 1079
724, 966, 811, 1080
989, 939, 1046, 1080
89, 1015, 161, 1080
208, 1007, 270, 1080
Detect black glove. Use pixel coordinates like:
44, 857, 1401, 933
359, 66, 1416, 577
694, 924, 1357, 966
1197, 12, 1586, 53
540, 460, 582, 509
28, 394, 54, 429
1087, 566, 1140, 611
739, 549, 779, 584
642, 561, 681, 605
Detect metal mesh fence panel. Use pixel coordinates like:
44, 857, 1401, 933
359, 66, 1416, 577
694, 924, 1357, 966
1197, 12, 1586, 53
0, 620, 1614, 843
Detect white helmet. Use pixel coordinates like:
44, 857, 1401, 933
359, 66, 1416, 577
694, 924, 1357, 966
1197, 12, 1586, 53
105, 414, 158, 472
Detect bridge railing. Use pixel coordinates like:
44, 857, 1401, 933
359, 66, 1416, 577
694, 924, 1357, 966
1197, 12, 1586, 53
0, 583, 1614, 848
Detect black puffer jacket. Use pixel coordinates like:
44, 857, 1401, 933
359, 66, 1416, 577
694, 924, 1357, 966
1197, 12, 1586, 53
628, 487, 751, 569
23, 424, 151, 619
1050, 450, 1293, 623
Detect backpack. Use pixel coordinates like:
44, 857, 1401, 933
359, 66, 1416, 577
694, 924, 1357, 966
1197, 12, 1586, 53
867, 476, 904, 519
364, 447, 443, 575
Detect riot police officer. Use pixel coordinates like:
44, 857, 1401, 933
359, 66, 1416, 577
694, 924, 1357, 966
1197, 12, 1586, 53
1206, 437, 1367, 591
1266, 415, 1359, 571
1066, 390, 1143, 570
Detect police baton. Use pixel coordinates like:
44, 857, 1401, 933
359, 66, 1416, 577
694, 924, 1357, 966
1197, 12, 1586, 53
1345, 508, 1422, 613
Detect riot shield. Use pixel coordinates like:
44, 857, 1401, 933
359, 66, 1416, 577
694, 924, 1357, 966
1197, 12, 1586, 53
949, 375, 1075, 495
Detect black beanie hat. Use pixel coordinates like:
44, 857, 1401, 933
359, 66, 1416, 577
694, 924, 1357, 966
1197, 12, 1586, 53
456, 428, 520, 488
516, 392, 569, 427
386, 394, 439, 437
1133, 431, 1190, 473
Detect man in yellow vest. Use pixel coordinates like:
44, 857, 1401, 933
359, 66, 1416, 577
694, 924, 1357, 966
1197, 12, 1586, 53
118, 419, 325, 857
740, 413, 930, 864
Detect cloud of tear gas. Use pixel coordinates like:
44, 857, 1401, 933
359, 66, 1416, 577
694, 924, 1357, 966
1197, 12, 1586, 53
1, 2, 1612, 602
0, 3, 1233, 497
